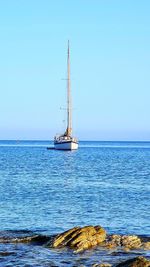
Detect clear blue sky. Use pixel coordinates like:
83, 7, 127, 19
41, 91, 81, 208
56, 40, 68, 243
0, 0, 150, 140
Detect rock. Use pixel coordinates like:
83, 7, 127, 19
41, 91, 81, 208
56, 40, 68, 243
51, 225, 106, 252
103, 235, 142, 250
105, 235, 121, 248
52, 227, 80, 248
121, 235, 142, 249
143, 242, 150, 250
48, 225, 150, 255
92, 263, 112, 267
115, 256, 150, 266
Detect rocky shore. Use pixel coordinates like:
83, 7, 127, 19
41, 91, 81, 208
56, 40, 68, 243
47, 225, 150, 266
0, 225, 150, 266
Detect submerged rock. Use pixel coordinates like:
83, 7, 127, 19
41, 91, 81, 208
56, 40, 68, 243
0, 233, 53, 246
50, 225, 106, 252
115, 256, 150, 267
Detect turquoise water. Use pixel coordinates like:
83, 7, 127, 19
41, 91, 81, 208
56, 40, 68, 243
0, 141, 150, 266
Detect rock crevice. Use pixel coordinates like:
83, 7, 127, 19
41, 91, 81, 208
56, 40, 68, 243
50, 225, 106, 252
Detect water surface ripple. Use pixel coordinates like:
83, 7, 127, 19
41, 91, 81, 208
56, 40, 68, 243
0, 141, 150, 266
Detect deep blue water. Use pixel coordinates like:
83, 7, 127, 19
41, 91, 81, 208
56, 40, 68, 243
0, 140, 150, 266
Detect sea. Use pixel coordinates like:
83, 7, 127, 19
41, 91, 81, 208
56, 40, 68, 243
0, 140, 150, 266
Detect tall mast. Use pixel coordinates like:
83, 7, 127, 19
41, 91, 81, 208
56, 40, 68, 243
67, 40, 72, 136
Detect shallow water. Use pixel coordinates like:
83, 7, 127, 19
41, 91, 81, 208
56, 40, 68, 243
0, 140, 150, 266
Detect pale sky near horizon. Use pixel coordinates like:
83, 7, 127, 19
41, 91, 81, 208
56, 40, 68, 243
0, 1, 150, 140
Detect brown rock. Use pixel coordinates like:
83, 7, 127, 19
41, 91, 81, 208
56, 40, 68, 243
52, 226, 80, 248
143, 242, 150, 250
107, 235, 122, 247
92, 263, 111, 267
111, 235, 122, 246
103, 235, 141, 250
121, 235, 142, 249
51, 225, 106, 252
115, 256, 150, 266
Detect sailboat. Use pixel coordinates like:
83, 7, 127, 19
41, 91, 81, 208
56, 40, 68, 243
54, 41, 78, 150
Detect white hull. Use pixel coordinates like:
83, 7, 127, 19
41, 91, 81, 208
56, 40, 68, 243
54, 141, 78, 150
